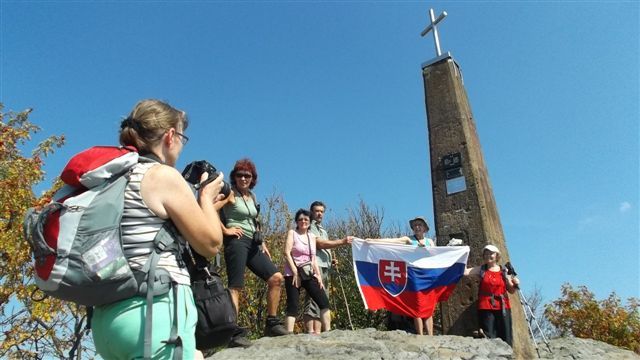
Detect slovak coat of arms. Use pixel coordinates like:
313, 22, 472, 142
377, 259, 407, 296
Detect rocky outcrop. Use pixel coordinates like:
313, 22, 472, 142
537, 336, 639, 359
206, 329, 639, 360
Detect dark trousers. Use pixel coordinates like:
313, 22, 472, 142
478, 309, 513, 346
284, 276, 329, 317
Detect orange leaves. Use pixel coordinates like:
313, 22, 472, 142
0, 104, 73, 359
545, 283, 640, 354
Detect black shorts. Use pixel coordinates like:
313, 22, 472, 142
224, 235, 279, 289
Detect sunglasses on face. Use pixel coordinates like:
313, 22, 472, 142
235, 173, 253, 179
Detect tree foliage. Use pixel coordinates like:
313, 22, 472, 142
545, 283, 640, 354
0, 104, 90, 359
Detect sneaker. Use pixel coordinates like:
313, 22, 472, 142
227, 335, 252, 348
264, 318, 288, 337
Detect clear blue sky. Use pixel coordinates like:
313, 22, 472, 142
2, 1, 638, 304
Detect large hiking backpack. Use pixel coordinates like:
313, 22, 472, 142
23, 146, 184, 359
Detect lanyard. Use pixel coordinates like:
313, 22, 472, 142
239, 192, 257, 232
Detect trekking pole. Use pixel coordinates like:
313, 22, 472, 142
517, 291, 542, 358
505, 262, 552, 357
333, 264, 355, 330
518, 289, 553, 356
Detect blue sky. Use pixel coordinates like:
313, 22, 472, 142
2, 1, 638, 304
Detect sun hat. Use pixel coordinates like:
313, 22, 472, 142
409, 216, 429, 230
483, 244, 500, 253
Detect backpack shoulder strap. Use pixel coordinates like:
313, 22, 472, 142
141, 222, 184, 360
249, 190, 260, 216
479, 264, 487, 279
500, 265, 509, 286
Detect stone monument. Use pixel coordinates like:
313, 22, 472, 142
420, 8, 535, 358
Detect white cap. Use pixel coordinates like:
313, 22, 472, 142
483, 244, 500, 253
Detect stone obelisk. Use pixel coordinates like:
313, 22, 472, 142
420, 9, 534, 359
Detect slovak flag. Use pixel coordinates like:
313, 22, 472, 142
352, 239, 469, 318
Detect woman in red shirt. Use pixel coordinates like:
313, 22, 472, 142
464, 244, 520, 346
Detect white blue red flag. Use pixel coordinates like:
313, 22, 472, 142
352, 239, 469, 318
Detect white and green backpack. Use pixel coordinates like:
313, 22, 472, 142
23, 145, 184, 359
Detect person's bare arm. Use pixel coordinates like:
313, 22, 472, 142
365, 236, 412, 244
316, 236, 353, 249
142, 165, 223, 257
464, 265, 480, 277
506, 275, 520, 294
284, 230, 299, 287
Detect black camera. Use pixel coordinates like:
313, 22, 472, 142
253, 231, 264, 245
182, 160, 231, 198
504, 262, 517, 276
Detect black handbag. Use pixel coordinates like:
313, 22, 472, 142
184, 246, 241, 350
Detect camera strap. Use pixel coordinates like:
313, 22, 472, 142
291, 232, 313, 269
239, 191, 259, 232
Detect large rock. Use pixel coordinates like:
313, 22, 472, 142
206, 329, 639, 360
538, 336, 639, 359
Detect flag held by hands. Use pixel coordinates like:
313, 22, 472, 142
352, 239, 469, 318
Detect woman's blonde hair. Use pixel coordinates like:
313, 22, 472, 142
119, 99, 188, 154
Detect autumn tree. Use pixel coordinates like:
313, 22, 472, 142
545, 283, 640, 354
0, 105, 93, 359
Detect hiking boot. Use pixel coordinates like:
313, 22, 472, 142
264, 317, 288, 337
227, 334, 252, 348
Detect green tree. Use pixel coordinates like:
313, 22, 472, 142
545, 283, 640, 354
0, 105, 92, 359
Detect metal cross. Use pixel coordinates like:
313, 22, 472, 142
420, 8, 448, 57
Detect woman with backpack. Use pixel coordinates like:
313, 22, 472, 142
220, 158, 288, 344
91, 99, 225, 360
463, 244, 520, 346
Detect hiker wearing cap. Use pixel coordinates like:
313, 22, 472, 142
408, 217, 435, 248
365, 216, 435, 335
464, 244, 520, 346
407, 217, 435, 335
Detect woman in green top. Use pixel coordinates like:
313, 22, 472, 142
221, 158, 288, 339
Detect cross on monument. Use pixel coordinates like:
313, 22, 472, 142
420, 8, 448, 57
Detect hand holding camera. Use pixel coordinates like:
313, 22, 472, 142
505, 262, 520, 289
182, 160, 232, 197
